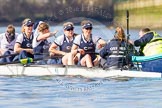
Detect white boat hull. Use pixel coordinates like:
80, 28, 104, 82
0, 64, 161, 78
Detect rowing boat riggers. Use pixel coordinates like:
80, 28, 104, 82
0, 51, 15, 63
18, 50, 34, 60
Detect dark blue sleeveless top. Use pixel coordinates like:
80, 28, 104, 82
21, 33, 33, 49
33, 39, 50, 54
79, 34, 96, 60
79, 34, 96, 52
58, 35, 74, 52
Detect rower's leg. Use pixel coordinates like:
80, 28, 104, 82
62, 53, 74, 65
80, 54, 93, 68
62, 54, 68, 65
93, 55, 101, 66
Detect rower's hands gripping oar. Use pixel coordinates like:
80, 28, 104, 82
77, 49, 85, 55
49, 52, 63, 59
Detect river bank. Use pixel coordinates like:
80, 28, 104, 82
114, 0, 162, 29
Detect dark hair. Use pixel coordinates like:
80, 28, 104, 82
141, 28, 151, 33
6, 24, 15, 34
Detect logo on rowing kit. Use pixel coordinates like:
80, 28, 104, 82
66, 46, 71, 50
83, 47, 93, 50
43, 44, 49, 49
26, 43, 32, 48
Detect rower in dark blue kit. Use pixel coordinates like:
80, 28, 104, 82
32, 22, 57, 64
71, 20, 106, 68
13, 18, 34, 64
49, 22, 78, 65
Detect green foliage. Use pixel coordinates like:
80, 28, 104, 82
114, 5, 162, 28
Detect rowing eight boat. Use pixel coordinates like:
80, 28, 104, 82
0, 64, 161, 78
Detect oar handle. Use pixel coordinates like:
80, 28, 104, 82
0, 53, 18, 59
0, 54, 63, 65
85, 52, 99, 55
0, 52, 49, 59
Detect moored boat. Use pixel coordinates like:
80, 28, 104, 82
0, 64, 161, 78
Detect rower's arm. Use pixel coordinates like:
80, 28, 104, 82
37, 30, 57, 41
71, 44, 78, 55
49, 43, 66, 56
14, 43, 33, 54
97, 39, 106, 49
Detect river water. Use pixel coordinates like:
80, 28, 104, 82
0, 25, 162, 108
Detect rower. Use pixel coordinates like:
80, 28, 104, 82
32, 22, 57, 64
13, 18, 34, 62
33, 21, 44, 38
0, 24, 19, 63
71, 20, 106, 68
49, 22, 78, 65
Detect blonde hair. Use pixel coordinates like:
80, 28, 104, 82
6, 24, 15, 34
115, 26, 126, 41
21, 18, 31, 33
38, 22, 49, 32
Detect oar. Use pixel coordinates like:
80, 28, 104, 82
0, 51, 99, 65
0, 60, 20, 65
0, 52, 49, 59
0, 55, 63, 65
85, 52, 99, 55
33, 55, 62, 61
0, 53, 18, 58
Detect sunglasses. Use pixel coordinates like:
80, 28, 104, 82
66, 28, 74, 31
85, 27, 92, 30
